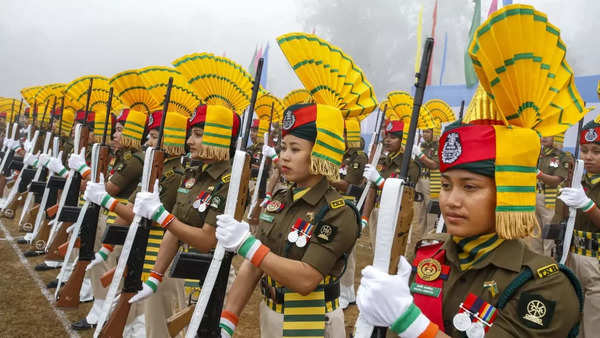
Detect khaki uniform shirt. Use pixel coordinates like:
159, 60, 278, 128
341, 148, 368, 185
256, 177, 359, 277
416, 140, 439, 178
408, 233, 580, 337
553, 174, 600, 233
537, 146, 569, 190
248, 142, 263, 178
109, 149, 144, 199
127, 156, 184, 211
377, 151, 420, 184
171, 160, 231, 227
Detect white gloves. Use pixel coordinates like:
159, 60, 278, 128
24, 153, 38, 167
129, 273, 162, 304
363, 164, 384, 188
559, 182, 595, 212
39, 153, 51, 168
412, 144, 424, 160
133, 180, 173, 227
84, 173, 117, 210
216, 214, 270, 267
6, 138, 20, 151
262, 144, 278, 161
86, 244, 114, 271
47, 152, 67, 177
23, 139, 33, 152
68, 148, 91, 178
357, 257, 414, 327
215, 214, 251, 252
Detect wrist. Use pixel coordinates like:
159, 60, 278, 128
77, 164, 91, 179
56, 167, 68, 177
100, 194, 118, 211
145, 272, 162, 292
98, 244, 114, 261
375, 175, 385, 189
582, 200, 596, 213
361, 216, 368, 229
391, 304, 439, 338
220, 310, 239, 337
270, 153, 279, 163
152, 205, 175, 228
237, 234, 270, 267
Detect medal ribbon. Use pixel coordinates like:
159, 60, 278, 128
412, 243, 447, 332
195, 191, 209, 205
460, 293, 497, 332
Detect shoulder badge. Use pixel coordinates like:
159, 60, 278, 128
441, 132, 462, 164
221, 174, 231, 183
330, 198, 345, 209
536, 264, 559, 279
210, 195, 224, 210
316, 223, 337, 243
518, 292, 555, 329
124, 152, 132, 161
163, 169, 175, 178
266, 200, 284, 213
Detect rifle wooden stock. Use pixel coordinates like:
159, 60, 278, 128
101, 292, 135, 338
100, 266, 128, 288
3, 191, 25, 219
19, 204, 39, 233
58, 237, 79, 257
167, 305, 195, 337
56, 260, 89, 308
28, 218, 49, 252
46, 223, 69, 260
100, 150, 164, 337
390, 186, 415, 274
46, 203, 59, 218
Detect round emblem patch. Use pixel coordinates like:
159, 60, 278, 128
282, 110, 296, 130
585, 129, 598, 142
441, 132, 462, 164
524, 300, 546, 325
266, 200, 281, 212
147, 114, 154, 127
416, 258, 442, 281
386, 122, 393, 131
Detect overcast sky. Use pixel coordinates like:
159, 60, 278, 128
1, 0, 599, 104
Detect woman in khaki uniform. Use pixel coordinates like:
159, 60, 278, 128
216, 103, 360, 338
83, 109, 189, 337
356, 5, 583, 337
553, 119, 600, 338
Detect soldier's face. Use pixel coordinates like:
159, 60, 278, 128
384, 134, 402, 153
422, 129, 433, 142
145, 129, 159, 148
581, 143, 600, 174
250, 128, 257, 143
186, 126, 203, 159
541, 136, 554, 148
280, 135, 315, 184
112, 123, 124, 151
440, 169, 496, 237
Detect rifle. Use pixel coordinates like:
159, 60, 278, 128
56, 85, 109, 308
543, 119, 585, 264
247, 101, 275, 224
95, 79, 172, 337
0, 99, 18, 179
184, 58, 263, 338
458, 99, 465, 121
1, 99, 28, 213
357, 104, 386, 211
354, 37, 434, 338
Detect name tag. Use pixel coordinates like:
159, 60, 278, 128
259, 213, 274, 223
177, 187, 190, 194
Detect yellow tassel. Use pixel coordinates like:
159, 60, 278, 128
310, 156, 340, 182
120, 136, 142, 150
347, 141, 361, 149
495, 212, 540, 240
164, 145, 185, 156
198, 144, 229, 161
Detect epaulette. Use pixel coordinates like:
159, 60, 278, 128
221, 173, 231, 183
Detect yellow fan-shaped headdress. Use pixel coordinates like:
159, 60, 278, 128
65, 76, 122, 115
469, 4, 587, 136
443, 4, 587, 239
463, 85, 502, 125
255, 93, 284, 141
282, 89, 313, 110
172, 53, 254, 160
137, 66, 201, 117
424, 99, 455, 137
110, 69, 163, 114
0, 98, 24, 124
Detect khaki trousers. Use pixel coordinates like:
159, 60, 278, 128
259, 301, 345, 338
339, 247, 356, 305
566, 253, 600, 338
527, 192, 555, 257
144, 272, 186, 338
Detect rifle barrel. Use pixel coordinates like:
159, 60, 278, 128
102, 88, 114, 146
83, 78, 94, 123
156, 77, 174, 150
242, 58, 264, 150
58, 96, 65, 137
399, 37, 434, 181
574, 119, 584, 159
458, 99, 465, 121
